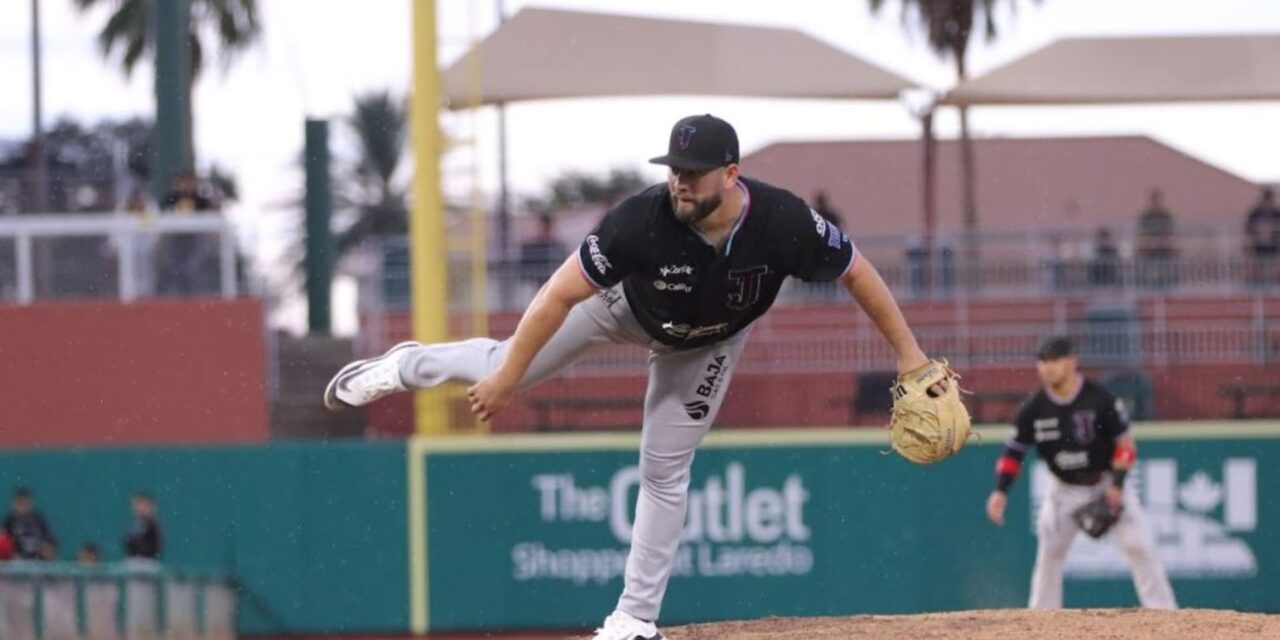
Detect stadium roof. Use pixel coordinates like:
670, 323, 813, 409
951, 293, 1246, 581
442, 8, 916, 107
743, 136, 1260, 237
945, 34, 1280, 105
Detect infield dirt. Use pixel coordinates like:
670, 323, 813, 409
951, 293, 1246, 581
662, 608, 1279, 639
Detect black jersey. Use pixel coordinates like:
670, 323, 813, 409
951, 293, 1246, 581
1006, 377, 1131, 485
576, 176, 856, 350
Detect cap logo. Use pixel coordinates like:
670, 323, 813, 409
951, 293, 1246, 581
677, 124, 697, 150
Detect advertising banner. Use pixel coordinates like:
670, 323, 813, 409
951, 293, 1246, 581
414, 426, 1280, 631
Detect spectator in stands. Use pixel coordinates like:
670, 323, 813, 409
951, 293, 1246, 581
1044, 232, 1069, 291
161, 171, 212, 212
811, 190, 842, 227
1245, 187, 1280, 285
0, 532, 15, 561
125, 188, 151, 214
157, 171, 213, 295
1135, 188, 1177, 287
39, 537, 59, 561
122, 493, 162, 560
804, 191, 845, 299
77, 542, 101, 566
1136, 188, 1176, 258
518, 214, 569, 289
117, 188, 159, 296
1089, 227, 1121, 286
2, 487, 56, 560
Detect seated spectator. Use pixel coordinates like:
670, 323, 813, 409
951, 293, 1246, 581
1245, 187, 1280, 285
518, 214, 569, 289
122, 493, 162, 560
78, 542, 101, 566
0, 532, 15, 561
2, 487, 55, 560
39, 538, 59, 561
1135, 188, 1177, 287
1089, 227, 1120, 286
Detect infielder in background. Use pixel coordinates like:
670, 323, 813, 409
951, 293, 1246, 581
985, 336, 1177, 609
326, 114, 942, 640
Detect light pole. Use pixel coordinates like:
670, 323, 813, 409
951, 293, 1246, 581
30, 0, 47, 213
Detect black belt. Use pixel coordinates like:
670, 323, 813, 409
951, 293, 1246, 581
1061, 471, 1104, 486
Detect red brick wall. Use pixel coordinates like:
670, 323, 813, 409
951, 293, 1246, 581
0, 299, 268, 446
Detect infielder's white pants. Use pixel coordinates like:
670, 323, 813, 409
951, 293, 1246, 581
1029, 475, 1177, 609
398, 286, 751, 622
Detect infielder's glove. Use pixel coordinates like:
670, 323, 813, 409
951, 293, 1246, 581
1073, 495, 1122, 538
888, 360, 972, 464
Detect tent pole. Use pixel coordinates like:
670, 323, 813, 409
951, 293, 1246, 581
922, 108, 937, 294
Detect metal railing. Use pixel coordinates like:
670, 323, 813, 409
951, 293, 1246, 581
0, 562, 235, 640
508, 321, 1279, 378
865, 255, 1280, 301
0, 213, 239, 304
361, 232, 1280, 311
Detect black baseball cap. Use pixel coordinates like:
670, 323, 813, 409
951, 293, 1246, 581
649, 114, 740, 171
1036, 336, 1074, 360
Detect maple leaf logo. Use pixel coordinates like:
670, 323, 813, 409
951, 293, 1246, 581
1179, 471, 1223, 514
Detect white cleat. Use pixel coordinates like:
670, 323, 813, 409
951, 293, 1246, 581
590, 611, 664, 640
323, 341, 421, 412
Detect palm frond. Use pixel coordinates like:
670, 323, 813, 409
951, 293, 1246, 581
121, 24, 148, 77
210, 0, 262, 51
866, 0, 1036, 60
348, 92, 407, 186
96, 0, 149, 76
189, 32, 205, 78
74, 0, 261, 80
982, 0, 1000, 40
197, 0, 263, 73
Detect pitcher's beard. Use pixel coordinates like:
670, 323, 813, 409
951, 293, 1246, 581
672, 192, 722, 225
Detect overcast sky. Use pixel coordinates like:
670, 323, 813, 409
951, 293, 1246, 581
2, 0, 1278, 330
3, 1, 1278, 220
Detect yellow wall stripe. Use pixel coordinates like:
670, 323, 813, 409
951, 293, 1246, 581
410, 421, 1280, 455
408, 436, 429, 634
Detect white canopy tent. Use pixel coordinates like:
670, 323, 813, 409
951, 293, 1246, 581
442, 8, 916, 106
944, 33, 1280, 105
439, 7, 920, 304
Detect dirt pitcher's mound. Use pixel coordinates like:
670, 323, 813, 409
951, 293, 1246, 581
667, 608, 1279, 640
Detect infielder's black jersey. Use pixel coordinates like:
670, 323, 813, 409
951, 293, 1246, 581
577, 176, 857, 350
1006, 377, 1130, 485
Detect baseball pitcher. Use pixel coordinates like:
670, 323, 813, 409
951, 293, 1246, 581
325, 114, 968, 639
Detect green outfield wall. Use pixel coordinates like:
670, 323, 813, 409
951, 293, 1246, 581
0, 442, 408, 634
2, 423, 1276, 635
412, 424, 1280, 632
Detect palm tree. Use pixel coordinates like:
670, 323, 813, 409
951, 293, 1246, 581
333, 91, 410, 260
546, 168, 648, 211
271, 92, 408, 301
868, 0, 1035, 282
73, 0, 262, 169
